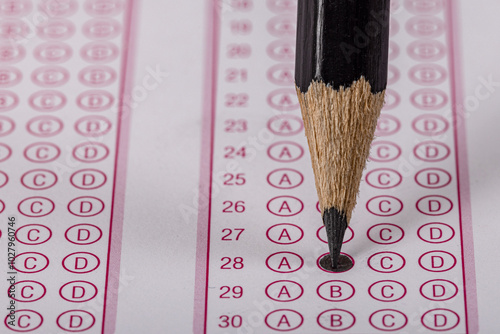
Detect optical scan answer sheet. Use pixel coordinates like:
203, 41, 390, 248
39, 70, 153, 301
194, 0, 477, 333
0, 0, 491, 333
0, 0, 133, 332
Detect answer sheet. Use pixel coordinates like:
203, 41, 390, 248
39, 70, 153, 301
194, 0, 476, 333
0, 0, 134, 332
1, 0, 499, 333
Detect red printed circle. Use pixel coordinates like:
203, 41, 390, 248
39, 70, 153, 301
70, 169, 107, 190
267, 15, 296, 37
21, 169, 58, 190
0, 170, 7, 188
0, 142, 12, 162
366, 196, 403, 216
83, 18, 122, 40
267, 115, 303, 136
375, 114, 401, 136
12, 252, 50, 273
267, 63, 294, 86
369, 309, 408, 331
317, 280, 355, 302
0, 19, 30, 41
409, 63, 447, 86
317, 309, 355, 331
0, 115, 15, 136
367, 224, 405, 245
410, 88, 448, 110
37, 19, 76, 40
31, 66, 70, 87
34, 42, 73, 64
80, 41, 119, 64
0, 0, 33, 17
365, 168, 402, 189
267, 0, 296, 13
405, 0, 443, 15
0, 90, 19, 111
368, 251, 406, 273
4, 310, 43, 332
84, 0, 124, 17
18, 197, 55, 217
0, 43, 26, 64
421, 308, 460, 331
62, 252, 100, 274
418, 222, 455, 244
418, 251, 456, 272
65, 224, 103, 245
24, 142, 61, 163
57, 310, 96, 332
266, 40, 295, 62
407, 40, 446, 62
8, 281, 47, 302
67, 196, 105, 217
414, 141, 450, 162
39, 0, 78, 18
266, 196, 304, 217
266, 223, 304, 245
79, 65, 117, 87
267, 141, 304, 163
72, 142, 109, 163
267, 88, 299, 111
29, 90, 67, 112
265, 280, 304, 302
415, 168, 452, 189
382, 89, 401, 110
406, 16, 444, 38
75, 115, 112, 137
412, 114, 449, 136
266, 168, 304, 189
15, 224, 52, 245
368, 281, 407, 302
26, 116, 64, 137
266, 252, 304, 273
0, 66, 22, 87
59, 281, 98, 303
76, 90, 114, 111
420, 279, 458, 301
416, 195, 453, 216
265, 309, 303, 331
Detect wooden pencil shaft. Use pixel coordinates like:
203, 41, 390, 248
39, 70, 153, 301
295, 0, 391, 94
296, 79, 385, 222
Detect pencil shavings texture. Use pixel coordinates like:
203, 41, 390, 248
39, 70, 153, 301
296, 77, 385, 223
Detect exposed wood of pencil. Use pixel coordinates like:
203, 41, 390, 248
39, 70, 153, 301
296, 78, 385, 223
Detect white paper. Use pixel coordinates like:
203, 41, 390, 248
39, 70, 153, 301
195, 0, 476, 333
2, 0, 500, 333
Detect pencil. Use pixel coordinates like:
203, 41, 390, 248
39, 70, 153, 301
295, 0, 390, 270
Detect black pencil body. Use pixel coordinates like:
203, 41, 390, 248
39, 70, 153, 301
295, 0, 391, 269
295, 0, 390, 94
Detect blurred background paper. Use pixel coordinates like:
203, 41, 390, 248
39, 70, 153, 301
0, 0, 499, 333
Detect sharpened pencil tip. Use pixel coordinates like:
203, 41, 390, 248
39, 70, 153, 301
323, 207, 348, 269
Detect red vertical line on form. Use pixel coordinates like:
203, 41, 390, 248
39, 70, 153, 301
101, 0, 138, 333
193, 0, 221, 333
445, 0, 478, 333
